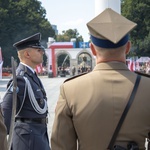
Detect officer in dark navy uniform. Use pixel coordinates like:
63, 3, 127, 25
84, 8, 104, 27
1, 33, 51, 150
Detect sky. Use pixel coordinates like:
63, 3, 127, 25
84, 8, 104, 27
39, 0, 95, 42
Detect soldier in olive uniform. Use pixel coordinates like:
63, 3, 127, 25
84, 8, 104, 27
51, 9, 150, 150
1, 33, 51, 150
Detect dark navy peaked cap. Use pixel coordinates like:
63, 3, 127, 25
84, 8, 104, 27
13, 33, 45, 51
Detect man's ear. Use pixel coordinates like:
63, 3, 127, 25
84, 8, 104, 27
90, 43, 96, 56
125, 41, 131, 54
24, 50, 30, 58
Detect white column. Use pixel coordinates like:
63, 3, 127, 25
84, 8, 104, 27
95, 0, 121, 16
45, 48, 52, 73
0, 61, 3, 79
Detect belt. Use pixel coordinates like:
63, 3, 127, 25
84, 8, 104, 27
16, 118, 48, 124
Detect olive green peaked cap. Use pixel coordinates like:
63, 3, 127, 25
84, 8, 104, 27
87, 8, 137, 45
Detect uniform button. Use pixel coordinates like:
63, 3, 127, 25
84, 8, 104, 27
40, 99, 43, 104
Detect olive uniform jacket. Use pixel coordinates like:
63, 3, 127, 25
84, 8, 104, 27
51, 62, 150, 150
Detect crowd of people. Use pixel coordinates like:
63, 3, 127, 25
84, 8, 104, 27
57, 65, 92, 77
135, 62, 150, 74
2, 61, 150, 78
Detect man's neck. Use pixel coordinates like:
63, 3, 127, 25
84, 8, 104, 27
20, 62, 35, 73
96, 57, 126, 64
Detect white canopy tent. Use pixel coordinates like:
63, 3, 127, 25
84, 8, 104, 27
136, 57, 150, 62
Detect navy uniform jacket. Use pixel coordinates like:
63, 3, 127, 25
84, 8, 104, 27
1, 63, 50, 150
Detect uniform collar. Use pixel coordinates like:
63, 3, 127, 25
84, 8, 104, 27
20, 62, 35, 74
18, 63, 42, 86
17, 63, 35, 77
93, 62, 129, 71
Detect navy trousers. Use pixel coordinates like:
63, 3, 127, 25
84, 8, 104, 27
11, 122, 51, 150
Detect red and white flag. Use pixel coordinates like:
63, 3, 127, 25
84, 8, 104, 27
35, 63, 43, 74
128, 58, 135, 71
135, 61, 140, 71
0, 47, 2, 63
0, 47, 3, 79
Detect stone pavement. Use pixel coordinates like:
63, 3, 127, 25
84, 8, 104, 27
41, 76, 68, 138
0, 76, 69, 140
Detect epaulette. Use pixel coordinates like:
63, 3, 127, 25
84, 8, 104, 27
134, 71, 150, 78
64, 72, 87, 83
16, 70, 25, 76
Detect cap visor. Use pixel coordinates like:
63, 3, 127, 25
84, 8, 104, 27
30, 45, 45, 51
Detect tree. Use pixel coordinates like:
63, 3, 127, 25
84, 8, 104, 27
56, 29, 83, 47
0, 0, 55, 67
121, 0, 150, 56
138, 32, 150, 56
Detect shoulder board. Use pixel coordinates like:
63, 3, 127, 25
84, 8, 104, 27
17, 70, 25, 76
64, 72, 87, 83
134, 71, 150, 78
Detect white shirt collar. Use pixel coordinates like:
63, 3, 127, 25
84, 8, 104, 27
20, 62, 35, 74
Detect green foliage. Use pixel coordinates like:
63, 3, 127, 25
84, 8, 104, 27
122, 0, 150, 56
0, 0, 55, 67
138, 32, 150, 56
56, 29, 83, 42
